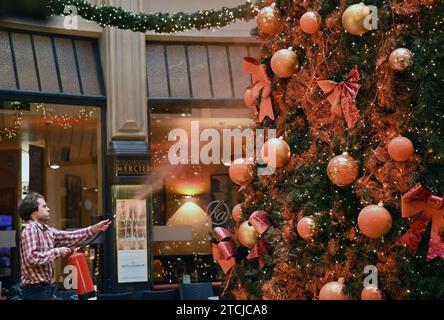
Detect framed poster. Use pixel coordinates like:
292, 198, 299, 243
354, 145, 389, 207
116, 199, 148, 283
65, 175, 82, 228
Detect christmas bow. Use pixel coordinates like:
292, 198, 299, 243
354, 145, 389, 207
212, 227, 237, 274
243, 57, 274, 122
317, 65, 361, 129
399, 184, 444, 261
246, 211, 272, 267
249, 210, 272, 235
246, 240, 270, 268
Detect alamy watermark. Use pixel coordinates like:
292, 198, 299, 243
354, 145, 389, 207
63, 265, 78, 290
206, 200, 230, 226
167, 121, 277, 176
364, 6, 378, 31
363, 265, 378, 289
63, 6, 78, 30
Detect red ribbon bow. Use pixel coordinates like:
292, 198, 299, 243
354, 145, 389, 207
246, 240, 269, 268
317, 65, 361, 129
249, 210, 272, 235
212, 227, 237, 274
243, 57, 274, 122
399, 184, 444, 261
246, 210, 272, 267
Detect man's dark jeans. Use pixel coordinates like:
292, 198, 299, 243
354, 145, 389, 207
21, 283, 62, 300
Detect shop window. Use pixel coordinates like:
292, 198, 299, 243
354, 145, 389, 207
0, 101, 103, 287
150, 107, 256, 284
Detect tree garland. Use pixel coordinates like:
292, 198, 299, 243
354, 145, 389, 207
47, 0, 263, 33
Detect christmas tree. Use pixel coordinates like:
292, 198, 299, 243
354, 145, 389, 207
213, 0, 444, 300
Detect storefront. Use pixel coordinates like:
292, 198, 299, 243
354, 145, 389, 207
0, 27, 107, 290
0, 19, 258, 295
146, 41, 259, 287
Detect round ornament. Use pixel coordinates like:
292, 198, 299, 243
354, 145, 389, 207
327, 153, 359, 187
358, 204, 392, 239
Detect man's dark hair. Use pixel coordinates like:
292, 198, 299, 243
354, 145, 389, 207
18, 192, 45, 221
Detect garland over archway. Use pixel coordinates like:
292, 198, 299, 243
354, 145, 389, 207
47, 0, 263, 33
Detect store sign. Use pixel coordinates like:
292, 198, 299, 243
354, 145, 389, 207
115, 159, 148, 176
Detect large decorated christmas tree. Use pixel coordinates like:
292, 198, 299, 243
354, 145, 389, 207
212, 0, 444, 300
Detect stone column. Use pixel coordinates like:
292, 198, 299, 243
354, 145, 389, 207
101, 0, 147, 141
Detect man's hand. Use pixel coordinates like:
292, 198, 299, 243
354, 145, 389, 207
92, 219, 112, 233
58, 247, 72, 257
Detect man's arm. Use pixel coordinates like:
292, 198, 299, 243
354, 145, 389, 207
21, 225, 68, 266
52, 226, 95, 248
53, 219, 112, 248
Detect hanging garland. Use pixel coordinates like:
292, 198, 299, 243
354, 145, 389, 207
47, 0, 263, 34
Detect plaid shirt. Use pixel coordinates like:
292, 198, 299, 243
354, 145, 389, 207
20, 220, 95, 286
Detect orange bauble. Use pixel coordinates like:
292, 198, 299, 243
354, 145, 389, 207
358, 204, 392, 239
270, 48, 299, 78
327, 152, 359, 186
256, 5, 281, 34
296, 216, 317, 240
232, 204, 244, 223
319, 281, 350, 300
300, 11, 322, 34
387, 136, 414, 162
229, 158, 256, 186
243, 88, 255, 109
261, 138, 291, 168
342, 3, 370, 36
237, 221, 258, 249
389, 48, 413, 72
361, 287, 383, 300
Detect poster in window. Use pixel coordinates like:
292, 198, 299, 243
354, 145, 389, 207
116, 199, 148, 283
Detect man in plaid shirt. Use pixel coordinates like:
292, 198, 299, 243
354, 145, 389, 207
18, 192, 112, 300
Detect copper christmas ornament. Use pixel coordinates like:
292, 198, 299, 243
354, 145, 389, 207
327, 152, 359, 187
270, 48, 299, 78
342, 3, 370, 36
300, 11, 322, 34
296, 216, 317, 240
389, 48, 414, 72
319, 281, 350, 300
358, 204, 392, 239
232, 204, 244, 223
261, 138, 291, 168
388, 136, 414, 162
361, 287, 383, 300
237, 221, 258, 249
256, 5, 281, 35
243, 88, 257, 114
229, 158, 256, 186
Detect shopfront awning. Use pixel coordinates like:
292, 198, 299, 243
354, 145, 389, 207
147, 42, 260, 113
0, 28, 105, 104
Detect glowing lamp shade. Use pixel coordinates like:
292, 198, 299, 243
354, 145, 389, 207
167, 173, 208, 196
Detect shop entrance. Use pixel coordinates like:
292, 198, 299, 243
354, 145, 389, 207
0, 100, 104, 291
